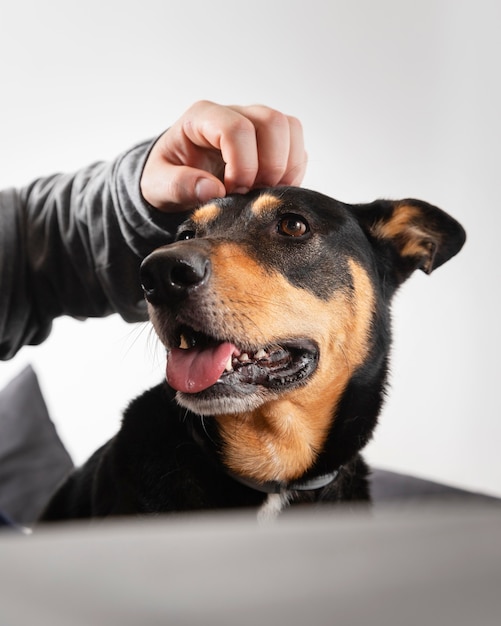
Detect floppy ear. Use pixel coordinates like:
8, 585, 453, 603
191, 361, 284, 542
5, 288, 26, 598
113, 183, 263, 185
352, 198, 466, 286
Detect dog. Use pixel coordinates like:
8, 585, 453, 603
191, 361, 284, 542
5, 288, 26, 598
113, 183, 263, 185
40, 187, 465, 521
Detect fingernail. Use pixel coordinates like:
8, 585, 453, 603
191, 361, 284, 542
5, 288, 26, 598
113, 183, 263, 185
195, 178, 221, 203
232, 186, 250, 195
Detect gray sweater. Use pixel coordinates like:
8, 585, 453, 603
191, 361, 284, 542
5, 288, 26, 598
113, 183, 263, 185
0, 140, 186, 360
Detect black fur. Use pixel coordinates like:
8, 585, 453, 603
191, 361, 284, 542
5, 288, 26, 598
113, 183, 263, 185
40, 187, 465, 522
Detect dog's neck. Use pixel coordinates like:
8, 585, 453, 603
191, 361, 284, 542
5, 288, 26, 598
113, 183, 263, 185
211, 387, 345, 485
189, 405, 341, 494
212, 405, 321, 483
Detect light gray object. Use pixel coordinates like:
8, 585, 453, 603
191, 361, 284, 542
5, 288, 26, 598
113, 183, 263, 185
1, 505, 500, 626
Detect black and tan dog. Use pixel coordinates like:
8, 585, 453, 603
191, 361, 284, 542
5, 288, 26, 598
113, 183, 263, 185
41, 187, 465, 521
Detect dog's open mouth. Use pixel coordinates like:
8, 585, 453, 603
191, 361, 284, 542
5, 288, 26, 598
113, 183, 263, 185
166, 327, 319, 395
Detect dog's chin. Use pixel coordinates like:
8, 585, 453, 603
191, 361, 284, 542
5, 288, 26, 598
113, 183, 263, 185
175, 387, 271, 416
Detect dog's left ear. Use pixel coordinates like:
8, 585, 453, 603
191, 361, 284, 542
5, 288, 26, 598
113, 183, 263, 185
353, 198, 466, 285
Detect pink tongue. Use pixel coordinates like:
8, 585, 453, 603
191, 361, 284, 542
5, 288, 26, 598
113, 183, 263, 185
167, 342, 237, 393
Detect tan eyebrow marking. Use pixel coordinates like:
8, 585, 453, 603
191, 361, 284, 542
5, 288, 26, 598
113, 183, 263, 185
250, 193, 283, 217
191, 203, 221, 226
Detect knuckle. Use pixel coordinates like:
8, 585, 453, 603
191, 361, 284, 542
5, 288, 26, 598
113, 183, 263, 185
227, 115, 255, 136
287, 114, 303, 133
189, 99, 215, 112
259, 106, 289, 129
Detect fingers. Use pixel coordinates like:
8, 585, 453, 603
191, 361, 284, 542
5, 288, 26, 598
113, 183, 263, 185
140, 157, 226, 212
227, 104, 307, 190
141, 100, 307, 212
191, 101, 307, 192
283, 114, 308, 186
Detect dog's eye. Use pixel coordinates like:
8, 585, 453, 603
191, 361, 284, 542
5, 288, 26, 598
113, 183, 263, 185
277, 214, 309, 238
177, 230, 196, 241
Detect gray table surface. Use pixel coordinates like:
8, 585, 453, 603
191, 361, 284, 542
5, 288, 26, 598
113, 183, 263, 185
2, 502, 500, 626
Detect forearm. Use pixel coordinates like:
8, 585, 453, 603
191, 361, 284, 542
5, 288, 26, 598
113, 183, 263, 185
0, 140, 185, 360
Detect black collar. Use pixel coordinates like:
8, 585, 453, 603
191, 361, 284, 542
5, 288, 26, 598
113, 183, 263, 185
188, 416, 341, 495
226, 468, 341, 494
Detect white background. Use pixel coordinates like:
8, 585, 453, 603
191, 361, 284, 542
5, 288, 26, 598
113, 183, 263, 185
1, 0, 499, 497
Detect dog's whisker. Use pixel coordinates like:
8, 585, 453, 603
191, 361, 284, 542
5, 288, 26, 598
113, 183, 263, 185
179, 408, 190, 424
200, 416, 218, 446
120, 321, 155, 357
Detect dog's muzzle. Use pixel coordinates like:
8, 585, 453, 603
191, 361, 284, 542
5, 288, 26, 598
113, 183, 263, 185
140, 239, 319, 408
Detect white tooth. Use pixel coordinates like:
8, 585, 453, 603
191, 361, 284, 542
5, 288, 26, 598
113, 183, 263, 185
254, 348, 267, 359
179, 335, 190, 350
239, 353, 250, 363
225, 355, 233, 372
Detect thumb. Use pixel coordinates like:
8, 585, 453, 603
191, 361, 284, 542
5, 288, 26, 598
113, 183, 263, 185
141, 162, 226, 212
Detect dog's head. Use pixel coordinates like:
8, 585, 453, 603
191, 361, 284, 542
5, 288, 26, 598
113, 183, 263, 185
141, 188, 465, 484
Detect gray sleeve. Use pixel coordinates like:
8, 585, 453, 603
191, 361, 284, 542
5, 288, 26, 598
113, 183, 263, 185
0, 140, 186, 360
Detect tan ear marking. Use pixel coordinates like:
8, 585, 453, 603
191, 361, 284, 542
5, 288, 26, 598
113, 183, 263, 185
370, 204, 421, 240
371, 203, 439, 271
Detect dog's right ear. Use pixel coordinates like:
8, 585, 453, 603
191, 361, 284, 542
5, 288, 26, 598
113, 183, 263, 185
352, 198, 466, 288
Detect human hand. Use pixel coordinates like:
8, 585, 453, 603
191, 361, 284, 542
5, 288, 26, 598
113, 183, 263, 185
140, 100, 307, 211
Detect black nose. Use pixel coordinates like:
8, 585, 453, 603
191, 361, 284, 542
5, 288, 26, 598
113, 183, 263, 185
140, 242, 211, 304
